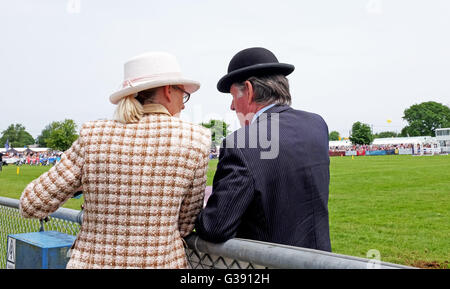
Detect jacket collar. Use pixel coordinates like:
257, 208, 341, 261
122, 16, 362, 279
264, 104, 291, 114
255, 104, 291, 123
142, 103, 172, 116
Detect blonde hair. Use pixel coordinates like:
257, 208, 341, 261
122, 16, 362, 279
114, 88, 158, 124
114, 94, 144, 124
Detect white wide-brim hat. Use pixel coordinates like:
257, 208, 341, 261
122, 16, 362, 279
110, 51, 200, 104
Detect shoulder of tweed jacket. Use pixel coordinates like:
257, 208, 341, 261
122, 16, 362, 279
20, 115, 211, 219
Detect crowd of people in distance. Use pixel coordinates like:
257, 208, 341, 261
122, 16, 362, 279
329, 142, 441, 156
329, 143, 415, 152
1, 151, 62, 166
209, 148, 219, 159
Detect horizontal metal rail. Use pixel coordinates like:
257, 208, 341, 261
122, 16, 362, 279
0, 196, 83, 224
0, 196, 414, 269
184, 235, 413, 269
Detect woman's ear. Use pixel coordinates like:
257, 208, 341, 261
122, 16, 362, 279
163, 85, 172, 103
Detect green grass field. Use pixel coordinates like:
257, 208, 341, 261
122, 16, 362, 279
0, 165, 85, 210
1, 155, 449, 268
328, 155, 449, 268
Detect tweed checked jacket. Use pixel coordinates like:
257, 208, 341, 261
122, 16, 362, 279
20, 104, 211, 268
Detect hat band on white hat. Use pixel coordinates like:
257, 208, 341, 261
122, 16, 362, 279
122, 72, 184, 88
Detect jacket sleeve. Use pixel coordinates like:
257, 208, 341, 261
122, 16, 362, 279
19, 135, 85, 219
178, 144, 210, 238
195, 145, 255, 243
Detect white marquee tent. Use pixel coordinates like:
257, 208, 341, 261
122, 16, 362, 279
328, 140, 352, 148
371, 136, 437, 146
0, 147, 50, 153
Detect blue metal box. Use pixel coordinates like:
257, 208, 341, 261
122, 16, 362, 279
7, 231, 76, 269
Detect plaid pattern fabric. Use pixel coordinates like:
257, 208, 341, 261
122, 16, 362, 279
19, 114, 211, 268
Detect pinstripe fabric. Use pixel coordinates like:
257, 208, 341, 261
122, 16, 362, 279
19, 112, 211, 268
196, 105, 331, 252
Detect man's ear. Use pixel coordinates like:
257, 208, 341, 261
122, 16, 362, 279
163, 85, 172, 103
244, 81, 254, 104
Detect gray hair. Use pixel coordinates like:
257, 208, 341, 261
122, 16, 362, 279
235, 74, 291, 106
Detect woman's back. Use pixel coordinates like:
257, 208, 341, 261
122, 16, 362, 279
20, 114, 211, 268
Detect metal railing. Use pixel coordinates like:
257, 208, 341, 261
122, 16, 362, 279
0, 196, 413, 269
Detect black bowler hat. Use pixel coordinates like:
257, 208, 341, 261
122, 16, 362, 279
217, 47, 295, 93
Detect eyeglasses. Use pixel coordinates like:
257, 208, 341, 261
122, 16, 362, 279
173, 86, 191, 104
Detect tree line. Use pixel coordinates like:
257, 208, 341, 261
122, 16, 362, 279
0, 119, 231, 152
329, 101, 450, 145
2, 101, 448, 151
0, 119, 79, 152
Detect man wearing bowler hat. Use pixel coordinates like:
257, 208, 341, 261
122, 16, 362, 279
195, 47, 331, 251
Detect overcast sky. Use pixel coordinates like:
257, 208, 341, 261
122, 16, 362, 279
1, 0, 449, 140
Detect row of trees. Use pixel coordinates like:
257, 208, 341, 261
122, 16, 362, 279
329, 101, 450, 145
200, 120, 231, 147
0, 119, 231, 152
2, 101, 448, 150
0, 120, 79, 152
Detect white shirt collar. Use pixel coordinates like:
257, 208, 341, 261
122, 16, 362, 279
251, 103, 277, 124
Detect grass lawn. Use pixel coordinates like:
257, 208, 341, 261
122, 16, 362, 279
0, 165, 84, 210
207, 159, 218, 186
0, 155, 448, 268
328, 155, 449, 268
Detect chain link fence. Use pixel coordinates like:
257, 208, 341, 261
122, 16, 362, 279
0, 197, 413, 269
0, 202, 81, 268
185, 247, 267, 269
0, 197, 265, 269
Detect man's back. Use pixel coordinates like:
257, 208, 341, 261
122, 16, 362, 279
196, 104, 331, 251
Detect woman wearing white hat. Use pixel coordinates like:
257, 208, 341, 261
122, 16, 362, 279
19, 52, 211, 268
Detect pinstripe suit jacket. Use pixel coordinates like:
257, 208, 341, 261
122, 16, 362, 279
20, 104, 211, 268
195, 104, 332, 251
